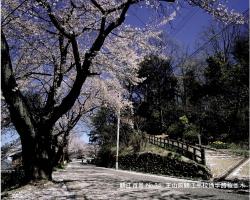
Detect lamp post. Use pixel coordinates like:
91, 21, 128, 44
198, 133, 201, 145
116, 104, 120, 170
115, 91, 121, 170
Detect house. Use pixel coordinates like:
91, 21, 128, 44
1, 140, 22, 171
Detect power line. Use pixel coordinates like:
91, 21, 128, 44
131, 8, 248, 64
130, 9, 171, 48
177, 8, 249, 65
170, 9, 198, 36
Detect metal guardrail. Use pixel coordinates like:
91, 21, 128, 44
146, 135, 206, 165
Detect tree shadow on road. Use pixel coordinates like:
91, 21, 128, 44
118, 189, 220, 200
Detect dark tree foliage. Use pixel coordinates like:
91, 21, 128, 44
204, 55, 224, 95
182, 69, 203, 108
89, 107, 117, 146
89, 107, 133, 148
133, 55, 178, 134
188, 35, 249, 143
131, 34, 248, 145
89, 106, 135, 166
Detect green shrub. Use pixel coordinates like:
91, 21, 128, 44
228, 142, 249, 150
179, 115, 189, 125
226, 143, 249, 157
129, 130, 146, 153
95, 145, 116, 167
55, 163, 65, 170
167, 123, 184, 139
183, 124, 199, 144
210, 141, 228, 149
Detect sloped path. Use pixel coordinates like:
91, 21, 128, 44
205, 149, 248, 180
226, 158, 250, 180
2, 160, 248, 200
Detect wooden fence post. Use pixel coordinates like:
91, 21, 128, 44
193, 148, 197, 162
201, 148, 205, 165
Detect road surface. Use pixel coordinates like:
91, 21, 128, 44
3, 160, 249, 199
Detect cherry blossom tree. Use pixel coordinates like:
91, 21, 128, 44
1, 0, 245, 181
68, 132, 87, 158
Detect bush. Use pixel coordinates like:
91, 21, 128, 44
129, 131, 146, 153
183, 124, 199, 144
117, 152, 211, 180
55, 163, 65, 169
1, 168, 25, 191
179, 115, 189, 125
217, 143, 249, 157
167, 123, 184, 139
95, 145, 116, 167
210, 141, 228, 149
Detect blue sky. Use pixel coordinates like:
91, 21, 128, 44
126, 1, 249, 52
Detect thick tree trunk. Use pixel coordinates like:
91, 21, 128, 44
21, 133, 54, 182
54, 145, 66, 166
53, 133, 70, 166
54, 145, 69, 165
2, 31, 54, 182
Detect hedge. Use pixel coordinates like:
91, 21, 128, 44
109, 152, 211, 180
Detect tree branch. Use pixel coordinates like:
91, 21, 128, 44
1, 31, 36, 138
40, 0, 132, 127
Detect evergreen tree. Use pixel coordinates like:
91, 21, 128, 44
134, 55, 178, 134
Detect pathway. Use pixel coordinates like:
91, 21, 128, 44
205, 149, 248, 180
2, 160, 249, 200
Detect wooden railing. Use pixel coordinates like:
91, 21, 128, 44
146, 135, 206, 165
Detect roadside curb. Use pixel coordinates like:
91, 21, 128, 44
96, 166, 199, 183
214, 157, 249, 181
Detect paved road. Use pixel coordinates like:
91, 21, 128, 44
3, 160, 249, 200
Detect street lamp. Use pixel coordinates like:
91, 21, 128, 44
116, 105, 120, 170
116, 92, 121, 170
